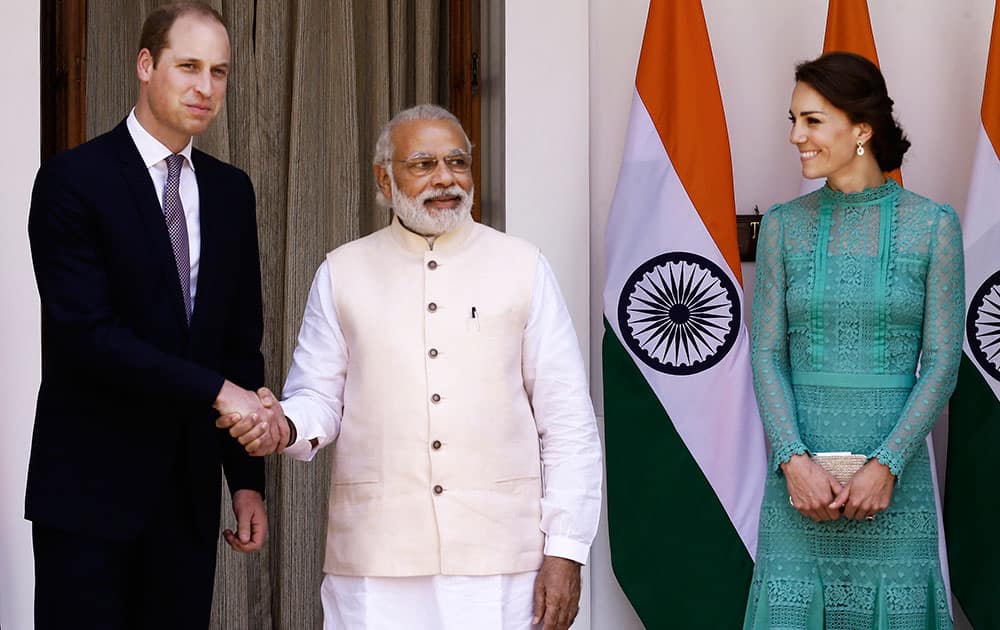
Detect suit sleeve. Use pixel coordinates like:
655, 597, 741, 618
28, 158, 224, 407
219, 171, 266, 496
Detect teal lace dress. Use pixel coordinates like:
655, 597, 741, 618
743, 179, 964, 629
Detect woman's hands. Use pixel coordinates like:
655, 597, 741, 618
829, 459, 896, 521
783, 454, 896, 522
782, 453, 844, 522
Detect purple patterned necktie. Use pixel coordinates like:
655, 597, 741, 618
163, 154, 191, 323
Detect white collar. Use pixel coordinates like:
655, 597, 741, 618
126, 108, 196, 171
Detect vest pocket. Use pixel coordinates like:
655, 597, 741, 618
331, 479, 380, 506
492, 476, 543, 520
493, 475, 541, 488
469, 311, 523, 338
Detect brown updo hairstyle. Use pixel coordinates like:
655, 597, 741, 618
795, 52, 910, 172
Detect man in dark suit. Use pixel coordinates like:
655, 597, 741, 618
26, 3, 282, 628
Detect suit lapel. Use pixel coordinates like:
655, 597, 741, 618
113, 122, 190, 331
190, 150, 221, 337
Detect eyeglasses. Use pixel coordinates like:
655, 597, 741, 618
392, 152, 472, 177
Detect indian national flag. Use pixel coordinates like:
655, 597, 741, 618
945, 4, 1000, 627
602, 1, 766, 626
801, 0, 901, 195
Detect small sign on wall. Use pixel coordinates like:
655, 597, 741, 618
736, 206, 761, 262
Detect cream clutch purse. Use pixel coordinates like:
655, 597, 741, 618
811, 452, 868, 485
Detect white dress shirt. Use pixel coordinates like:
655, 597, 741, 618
125, 109, 201, 310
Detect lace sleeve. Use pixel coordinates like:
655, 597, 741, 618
869, 206, 965, 476
752, 205, 808, 470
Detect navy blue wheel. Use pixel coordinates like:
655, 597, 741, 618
617, 251, 740, 375
968, 268, 1000, 382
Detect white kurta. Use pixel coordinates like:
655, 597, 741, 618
282, 251, 601, 628
321, 572, 538, 630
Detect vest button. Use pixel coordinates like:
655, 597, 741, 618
427, 260, 438, 270
433, 484, 444, 495
431, 393, 441, 403
427, 302, 438, 312
432, 440, 442, 450
428, 348, 438, 358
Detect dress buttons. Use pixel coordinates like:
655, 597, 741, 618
427, 260, 438, 270
432, 440, 442, 450
431, 393, 441, 403
427, 302, 438, 312
433, 485, 444, 495
428, 348, 439, 358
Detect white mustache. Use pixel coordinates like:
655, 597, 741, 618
418, 186, 467, 203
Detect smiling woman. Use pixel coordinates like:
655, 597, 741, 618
743, 52, 964, 630
789, 51, 909, 190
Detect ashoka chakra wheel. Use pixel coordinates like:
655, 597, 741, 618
617, 251, 740, 375
968, 268, 1000, 382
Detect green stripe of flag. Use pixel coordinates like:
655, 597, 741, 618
946, 355, 1000, 630
604, 319, 753, 628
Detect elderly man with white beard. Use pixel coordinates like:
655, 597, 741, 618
219, 104, 603, 630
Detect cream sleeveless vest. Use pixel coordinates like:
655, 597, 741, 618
323, 215, 544, 576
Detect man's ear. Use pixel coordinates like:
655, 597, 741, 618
137, 48, 154, 82
374, 163, 392, 201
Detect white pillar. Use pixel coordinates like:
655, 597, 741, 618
504, 1, 592, 627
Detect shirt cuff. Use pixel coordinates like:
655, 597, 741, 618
283, 436, 318, 461
543, 536, 590, 565
279, 400, 327, 462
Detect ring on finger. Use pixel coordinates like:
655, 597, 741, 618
865, 514, 876, 521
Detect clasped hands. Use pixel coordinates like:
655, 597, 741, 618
782, 453, 895, 522
213, 380, 288, 456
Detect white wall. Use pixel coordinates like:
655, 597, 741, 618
0, 2, 40, 629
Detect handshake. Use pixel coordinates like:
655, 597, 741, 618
212, 379, 291, 456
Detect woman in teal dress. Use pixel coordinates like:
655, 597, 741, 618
743, 52, 964, 629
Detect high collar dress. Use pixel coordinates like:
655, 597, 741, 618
743, 179, 964, 629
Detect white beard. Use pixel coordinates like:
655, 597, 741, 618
390, 178, 473, 236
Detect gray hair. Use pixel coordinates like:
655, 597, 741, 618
372, 104, 472, 207
372, 104, 470, 166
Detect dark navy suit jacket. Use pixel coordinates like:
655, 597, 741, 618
26, 120, 265, 542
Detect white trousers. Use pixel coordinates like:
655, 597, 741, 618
321, 571, 540, 630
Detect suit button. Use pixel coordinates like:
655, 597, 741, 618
428, 348, 438, 358
431, 393, 441, 403
428, 302, 438, 312
433, 484, 444, 495
427, 260, 438, 270
432, 440, 442, 450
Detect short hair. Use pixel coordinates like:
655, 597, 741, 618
795, 52, 910, 172
139, 2, 227, 66
372, 104, 471, 166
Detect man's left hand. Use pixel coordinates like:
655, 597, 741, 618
223, 489, 267, 552
532, 555, 582, 630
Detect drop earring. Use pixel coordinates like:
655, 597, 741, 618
856, 140, 865, 157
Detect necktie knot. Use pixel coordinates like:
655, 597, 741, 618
166, 153, 184, 178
